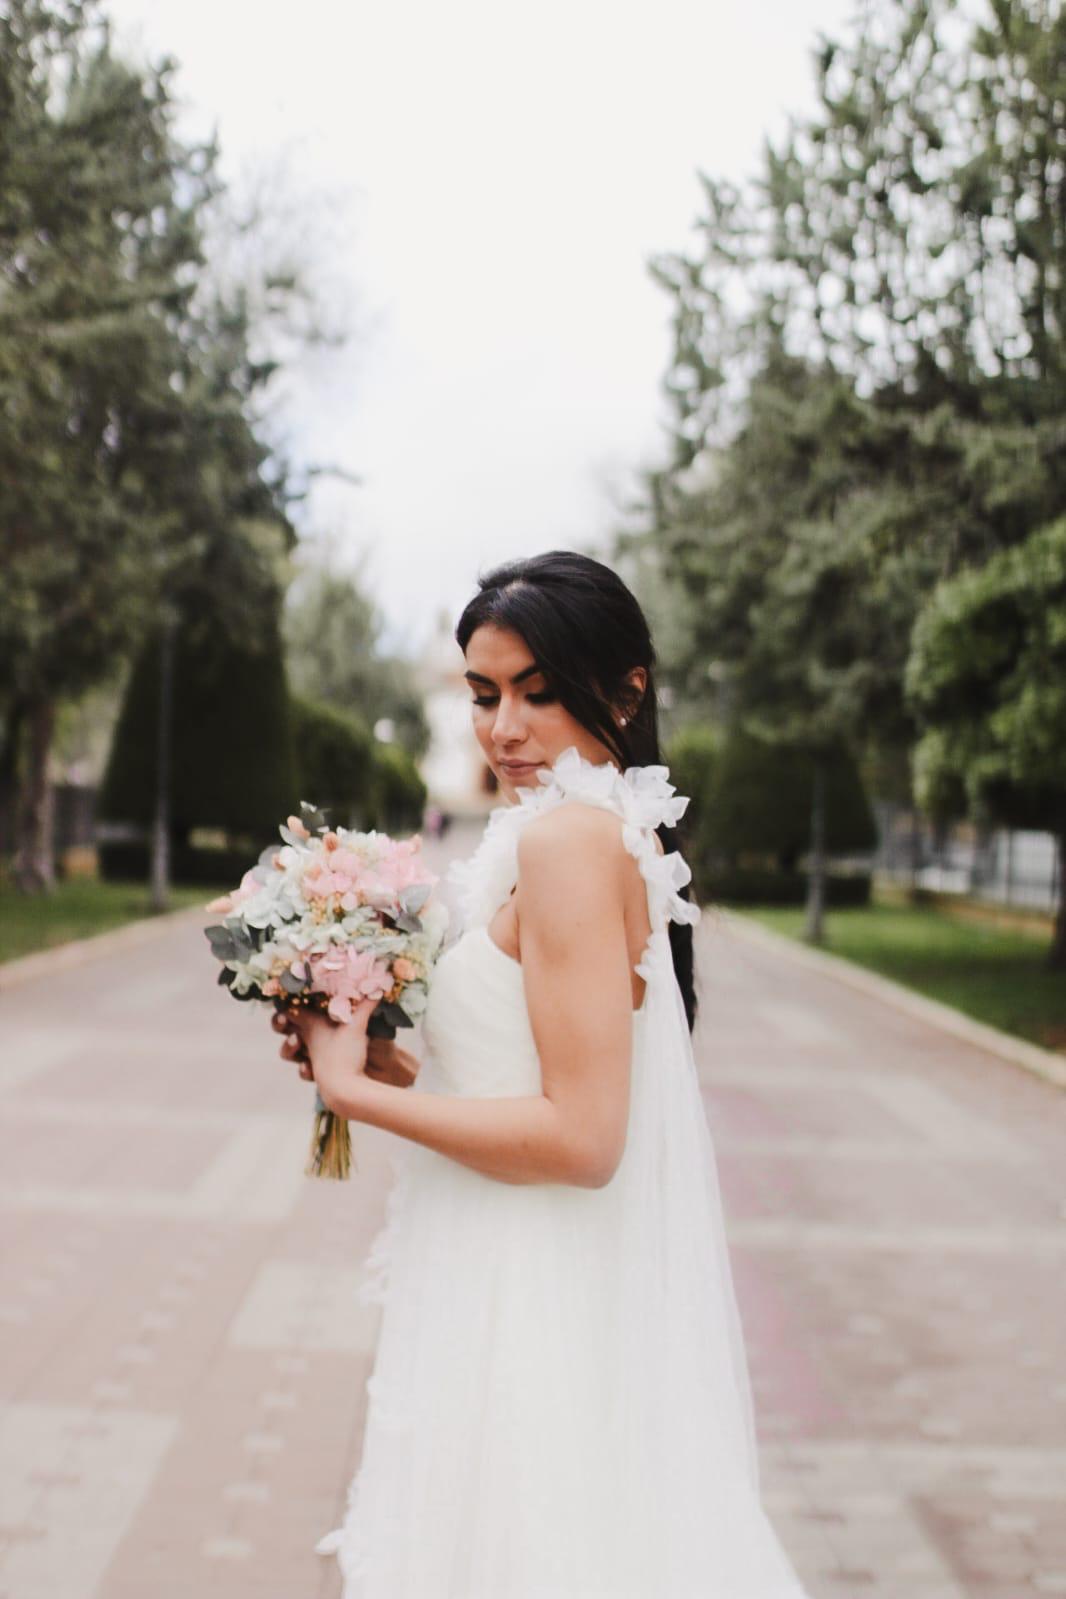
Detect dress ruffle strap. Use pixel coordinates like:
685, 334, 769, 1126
445, 745, 701, 945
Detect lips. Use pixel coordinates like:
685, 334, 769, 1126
501, 761, 542, 773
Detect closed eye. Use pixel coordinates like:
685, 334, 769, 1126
472, 692, 555, 707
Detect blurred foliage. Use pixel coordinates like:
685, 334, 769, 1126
905, 515, 1066, 961
621, 0, 1066, 960
699, 869, 872, 908
699, 729, 876, 868
289, 693, 375, 826
663, 723, 720, 869
97, 610, 297, 842
283, 557, 431, 760
365, 741, 428, 835
0, 0, 303, 890
0, 876, 225, 963
98, 838, 268, 889
665, 722, 875, 895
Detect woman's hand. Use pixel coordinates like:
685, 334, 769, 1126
273, 1007, 315, 1079
271, 999, 377, 1116
366, 1036, 422, 1088
273, 1010, 421, 1091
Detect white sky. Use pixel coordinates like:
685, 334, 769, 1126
105, 0, 858, 658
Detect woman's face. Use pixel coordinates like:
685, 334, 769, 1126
463, 624, 625, 804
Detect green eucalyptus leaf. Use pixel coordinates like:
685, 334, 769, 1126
205, 925, 239, 960
400, 883, 431, 913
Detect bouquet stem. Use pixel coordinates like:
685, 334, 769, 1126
305, 1089, 358, 1180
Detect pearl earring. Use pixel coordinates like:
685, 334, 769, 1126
619, 716, 627, 726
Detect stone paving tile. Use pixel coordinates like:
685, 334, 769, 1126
0, 824, 1064, 1596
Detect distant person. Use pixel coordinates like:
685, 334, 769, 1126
423, 802, 443, 839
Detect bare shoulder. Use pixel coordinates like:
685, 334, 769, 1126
517, 801, 629, 878
517, 800, 665, 881
515, 803, 627, 929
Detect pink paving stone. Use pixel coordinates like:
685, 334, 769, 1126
707, 1080, 927, 1144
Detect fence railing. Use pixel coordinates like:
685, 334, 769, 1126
871, 800, 1062, 915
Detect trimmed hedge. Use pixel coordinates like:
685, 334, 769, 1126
290, 694, 375, 827
699, 729, 877, 865
700, 867, 872, 907
97, 839, 256, 887
98, 610, 297, 842
664, 722, 877, 907
366, 740, 428, 834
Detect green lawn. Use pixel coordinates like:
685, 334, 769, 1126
733, 901, 1066, 1055
0, 877, 227, 965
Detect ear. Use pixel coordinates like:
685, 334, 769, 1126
620, 668, 647, 720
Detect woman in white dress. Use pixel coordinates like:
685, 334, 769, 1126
276, 550, 811, 1597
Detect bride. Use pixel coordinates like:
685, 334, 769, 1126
276, 550, 811, 1597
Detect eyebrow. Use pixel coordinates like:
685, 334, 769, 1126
463, 664, 544, 687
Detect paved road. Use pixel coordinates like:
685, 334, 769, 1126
1, 823, 1064, 1598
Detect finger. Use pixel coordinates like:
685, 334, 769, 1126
348, 996, 380, 1031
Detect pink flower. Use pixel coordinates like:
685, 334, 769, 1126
301, 847, 371, 906
391, 956, 418, 982
205, 867, 261, 915
357, 841, 439, 907
308, 945, 393, 1024
287, 815, 311, 840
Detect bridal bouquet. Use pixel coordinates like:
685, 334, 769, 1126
203, 802, 449, 1180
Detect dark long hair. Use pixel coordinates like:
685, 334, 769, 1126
454, 550, 699, 1034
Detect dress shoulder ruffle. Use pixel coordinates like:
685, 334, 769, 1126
445, 745, 701, 956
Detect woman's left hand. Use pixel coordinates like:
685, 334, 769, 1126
283, 998, 379, 1115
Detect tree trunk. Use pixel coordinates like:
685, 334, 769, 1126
149, 613, 178, 913
969, 820, 992, 896
1047, 828, 1066, 972
803, 756, 826, 945
907, 806, 922, 896
12, 698, 57, 894
0, 696, 26, 859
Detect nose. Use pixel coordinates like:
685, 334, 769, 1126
491, 694, 526, 749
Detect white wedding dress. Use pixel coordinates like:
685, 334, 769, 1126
315, 747, 810, 1597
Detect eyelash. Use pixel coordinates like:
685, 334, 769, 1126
471, 691, 555, 707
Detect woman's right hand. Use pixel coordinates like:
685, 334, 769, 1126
272, 1007, 420, 1088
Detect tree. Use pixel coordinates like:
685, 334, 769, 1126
0, 3, 342, 903
283, 555, 431, 759
636, 339, 921, 939
622, 0, 1066, 940
905, 516, 1066, 967
0, 0, 217, 889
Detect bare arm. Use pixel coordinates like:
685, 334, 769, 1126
319, 806, 634, 1189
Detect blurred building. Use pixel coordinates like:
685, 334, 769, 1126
415, 609, 498, 817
